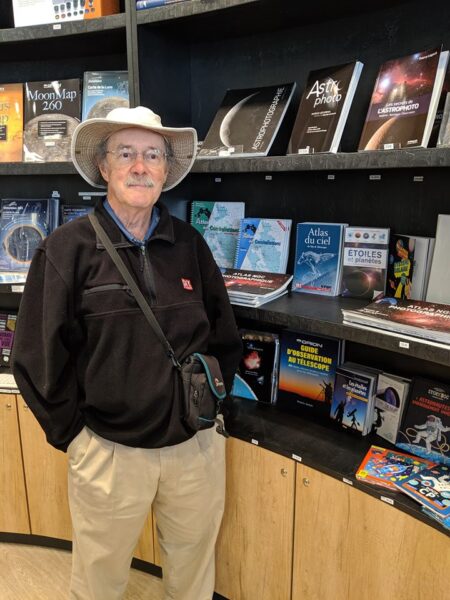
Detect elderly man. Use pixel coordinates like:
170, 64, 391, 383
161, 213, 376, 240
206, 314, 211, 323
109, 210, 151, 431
12, 106, 242, 600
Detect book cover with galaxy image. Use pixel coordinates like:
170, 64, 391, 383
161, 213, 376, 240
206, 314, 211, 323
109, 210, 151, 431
341, 227, 390, 300
289, 61, 363, 154
231, 330, 280, 404
278, 329, 343, 417
396, 377, 450, 466
358, 48, 449, 150
394, 463, 450, 518
342, 297, 450, 345
356, 445, 434, 491
198, 83, 296, 158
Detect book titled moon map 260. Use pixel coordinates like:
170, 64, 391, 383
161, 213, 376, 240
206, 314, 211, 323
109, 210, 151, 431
288, 61, 363, 154
358, 47, 449, 150
24, 79, 81, 162
198, 83, 296, 158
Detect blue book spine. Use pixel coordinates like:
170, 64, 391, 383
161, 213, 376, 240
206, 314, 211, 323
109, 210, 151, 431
136, 0, 176, 8
234, 218, 260, 269
292, 223, 343, 296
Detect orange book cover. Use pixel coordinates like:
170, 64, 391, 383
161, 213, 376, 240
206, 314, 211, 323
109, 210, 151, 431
0, 83, 23, 163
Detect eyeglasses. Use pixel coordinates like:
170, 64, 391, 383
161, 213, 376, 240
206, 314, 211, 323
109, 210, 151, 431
106, 147, 167, 167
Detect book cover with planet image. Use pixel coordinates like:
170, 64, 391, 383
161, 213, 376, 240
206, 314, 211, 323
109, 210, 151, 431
199, 83, 296, 158
24, 79, 81, 162
81, 71, 129, 120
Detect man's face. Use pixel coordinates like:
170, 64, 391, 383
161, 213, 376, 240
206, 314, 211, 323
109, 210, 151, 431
98, 127, 168, 212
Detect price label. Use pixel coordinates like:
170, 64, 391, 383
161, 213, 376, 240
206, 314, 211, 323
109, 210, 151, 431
292, 454, 302, 462
381, 496, 394, 506
342, 477, 353, 486
399, 341, 410, 349
251, 438, 259, 446
53, 24, 62, 30
214, 177, 222, 183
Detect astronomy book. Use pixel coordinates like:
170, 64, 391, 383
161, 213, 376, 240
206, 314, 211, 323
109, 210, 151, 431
234, 217, 292, 274
371, 372, 411, 443
82, 71, 129, 120
292, 222, 346, 296
198, 83, 296, 158
190, 200, 245, 269
358, 47, 449, 150
394, 463, 450, 519
396, 377, 450, 466
386, 234, 435, 301
278, 329, 343, 417
341, 226, 390, 300
0, 83, 23, 163
288, 61, 363, 154
23, 79, 81, 162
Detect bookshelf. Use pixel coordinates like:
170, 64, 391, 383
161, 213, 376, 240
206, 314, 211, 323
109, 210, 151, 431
0, 0, 449, 580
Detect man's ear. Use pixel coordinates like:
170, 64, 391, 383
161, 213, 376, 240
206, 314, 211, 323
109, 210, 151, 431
98, 160, 110, 184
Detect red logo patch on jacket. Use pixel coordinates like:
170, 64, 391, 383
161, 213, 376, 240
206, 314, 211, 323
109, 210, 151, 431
181, 278, 193, 291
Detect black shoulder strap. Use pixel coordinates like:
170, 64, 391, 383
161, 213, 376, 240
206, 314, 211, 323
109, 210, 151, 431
88, 213, 181, 369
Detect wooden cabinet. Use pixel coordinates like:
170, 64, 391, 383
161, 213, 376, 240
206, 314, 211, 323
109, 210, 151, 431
215, 437, 295, 600
293, 464, 450, 600
16, 396, 72, 541
0, 394, 29, 534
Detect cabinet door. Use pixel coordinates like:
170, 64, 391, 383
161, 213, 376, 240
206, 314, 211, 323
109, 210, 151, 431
17, 397, 72, 540
293, 464, 450, 600
215, 437, 295, 600
0, 394, 30, 534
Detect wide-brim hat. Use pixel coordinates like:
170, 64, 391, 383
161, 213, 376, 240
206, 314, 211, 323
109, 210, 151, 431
71, 106, 198, 192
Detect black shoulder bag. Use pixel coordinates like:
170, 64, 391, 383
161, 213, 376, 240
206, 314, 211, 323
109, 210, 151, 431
88, 213, 228, 436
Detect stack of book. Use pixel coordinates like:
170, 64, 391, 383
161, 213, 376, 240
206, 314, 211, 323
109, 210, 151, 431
221, 268, 292, 307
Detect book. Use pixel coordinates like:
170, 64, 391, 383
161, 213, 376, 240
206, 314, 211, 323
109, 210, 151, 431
288, 61, 363, 154
330, 363, 378, 435
386, 234, 435, 301
356, 445, 434, 491
437, 92, 450, 146
234, 218, 292, 274
394, 463, 450, 519
341, 226, 390, 299
0, 83, 23, 163
12, 0, 119, 27
0, 312, 17, 368
198, 83, 296, 158
190, 201, 245, 269
292, 222, 346, 296
61, 205, 94, 224
23, 79, 81, 162
81, 71, 129, 121
278, 330, 343, 417
342, 297, 450, 345
0, 197, 60, 271
231, 329, 280, 404
358, 47, 449, 150
426, 214, 450, 304
136, 0, 186, 8
220, 268, 293, 307
396, 377, 450, 466
372, 373, 411, 443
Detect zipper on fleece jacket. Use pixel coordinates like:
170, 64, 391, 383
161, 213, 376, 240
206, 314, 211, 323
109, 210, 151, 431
139, 245, 157, 303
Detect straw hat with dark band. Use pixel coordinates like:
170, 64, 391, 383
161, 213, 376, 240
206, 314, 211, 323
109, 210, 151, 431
71, 106, 198, 192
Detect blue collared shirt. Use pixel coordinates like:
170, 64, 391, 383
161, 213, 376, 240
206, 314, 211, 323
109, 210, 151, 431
104, 199, 161, 247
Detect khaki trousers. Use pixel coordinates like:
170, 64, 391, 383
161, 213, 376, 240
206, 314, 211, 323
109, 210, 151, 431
67, 425, 225, 600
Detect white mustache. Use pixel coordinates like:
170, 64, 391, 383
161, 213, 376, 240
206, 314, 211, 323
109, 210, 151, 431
125, 177, 155, 188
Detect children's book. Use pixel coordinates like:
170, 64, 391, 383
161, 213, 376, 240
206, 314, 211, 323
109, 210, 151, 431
82, 71, 129, 120
198, 83, 296, 158
394, 463, 450, 519
278, 330, 343, 417
0, 197, 60, 271
356, 445, 435, 491
0, 83, 23, 163
358, 47, 449, 150
231, 330, 280, 404
341, 226, 390, 299
23, 79, 81, 162
386, 234, 435, 301
372, 373, 411, 443
330, 363, 378, 435
289, 61, 363, 154
292, 222, 346, 296
190, 201, 245, 269
234, 218, 292, 274
396, 377, 450, 466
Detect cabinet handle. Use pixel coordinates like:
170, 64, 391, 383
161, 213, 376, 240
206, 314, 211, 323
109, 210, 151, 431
303, 477, 310, 487
6, 403, 12, 410
23, 404, 29, 410
280, 468, 288, 477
